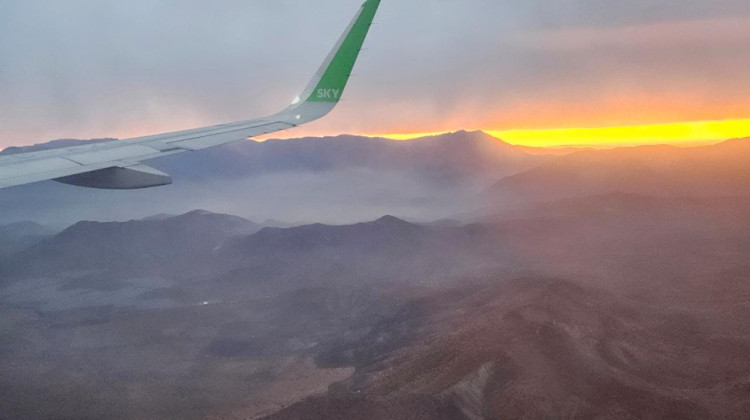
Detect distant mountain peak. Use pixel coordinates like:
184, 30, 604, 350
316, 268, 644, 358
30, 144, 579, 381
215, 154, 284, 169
374, 215, 408, 225
170, 209, 248, 222
430, 130, 507, 143
450, 129, 484, 136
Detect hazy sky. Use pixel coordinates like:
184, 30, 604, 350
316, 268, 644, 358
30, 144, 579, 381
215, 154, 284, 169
1, 0, 750, 148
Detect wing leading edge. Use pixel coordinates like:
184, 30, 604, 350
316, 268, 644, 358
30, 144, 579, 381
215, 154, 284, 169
0, 0, 381, 190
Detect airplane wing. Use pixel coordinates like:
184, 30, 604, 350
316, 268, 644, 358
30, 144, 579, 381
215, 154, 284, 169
0, 0, 381, 190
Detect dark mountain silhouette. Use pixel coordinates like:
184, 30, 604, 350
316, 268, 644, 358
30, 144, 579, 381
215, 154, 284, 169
151, 130, 539, 182
208, 215, 505, 300
224, 215, 424, 255
1, 212, 504, 297
0, 131, 539, 181
3, 191, 750, 419
3, 210, 262, 278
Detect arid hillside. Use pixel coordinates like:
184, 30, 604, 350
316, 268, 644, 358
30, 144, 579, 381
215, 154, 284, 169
269, 278, 750, 419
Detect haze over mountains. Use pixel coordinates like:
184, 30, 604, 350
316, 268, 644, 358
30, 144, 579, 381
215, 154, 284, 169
3, 193, 750, 418
2, 132, 750, 419
0, 131, 544, 227
2, 132, 749, 227
486, 138, 750, 209
0, 221, 55, 258
2, 210, 262, 280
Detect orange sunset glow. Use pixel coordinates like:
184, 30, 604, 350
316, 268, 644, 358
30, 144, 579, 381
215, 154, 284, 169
260, 90, 750, 148
374, 119, 750, 148
3, 1, 750, 153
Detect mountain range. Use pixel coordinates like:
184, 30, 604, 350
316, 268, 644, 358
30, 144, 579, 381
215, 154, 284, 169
273, 277, 750, 419
2, 189, 750, 418
485, 138, 750, 209
0, 131, 548, 227
3, 132, 750, 419
3, 132, 749, 228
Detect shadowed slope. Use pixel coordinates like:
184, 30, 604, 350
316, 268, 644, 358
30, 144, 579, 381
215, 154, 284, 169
269, 278, 750, 419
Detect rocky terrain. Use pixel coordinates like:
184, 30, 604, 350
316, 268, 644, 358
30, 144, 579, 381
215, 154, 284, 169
272, 277, 750, 419
2, 135, 750, 419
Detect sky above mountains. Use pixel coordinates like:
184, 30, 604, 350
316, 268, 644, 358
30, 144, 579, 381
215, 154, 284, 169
1, 0, 749, 148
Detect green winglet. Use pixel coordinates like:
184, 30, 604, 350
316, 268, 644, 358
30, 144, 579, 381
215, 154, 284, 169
303, 0, 381, 103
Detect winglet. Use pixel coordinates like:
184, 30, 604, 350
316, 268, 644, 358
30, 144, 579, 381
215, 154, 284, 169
283, 0, 381, 123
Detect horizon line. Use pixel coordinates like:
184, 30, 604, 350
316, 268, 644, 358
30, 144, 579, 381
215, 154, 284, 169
366, 118, 750, 149
5, 118, 749, 152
